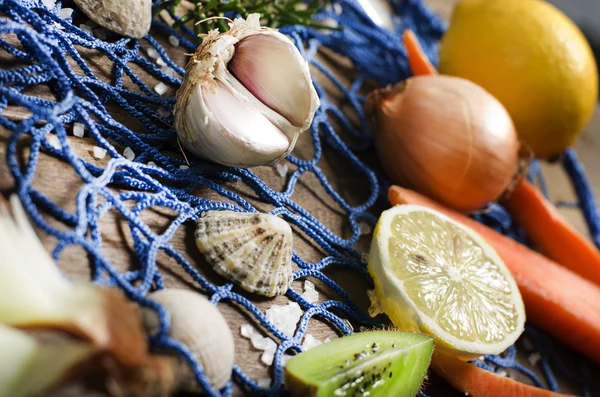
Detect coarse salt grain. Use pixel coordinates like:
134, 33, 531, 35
496, 370, 508, 378
58, 8, 73, 19
157, 107, 170, 118
301, 281, 319, 304
92, 146, 107, 159
266, 302, 302, 337
123, 147, 135, 161
156, 57, 167, 67
147, 161, 157, 167
73, 122, 84, 138
179, 165, 189, 170
93, 28, 107, 40
342, 319, 354, 332
85, 19, 98, 28
146, 47, 159, 59
302, 334, 322, 351
168, 35, 180, 47
260, 339, 278, 366
257, 377, 271, 388
282, 354, 294, 365
46, 135, 61, 150
80, 24, 93, 35
324, 338, 332, 343
160, 66, 175, 77
42, 0, 55, 9
240, 323, 255, 339
274, 162, 288, 177
154, 82, 168, 96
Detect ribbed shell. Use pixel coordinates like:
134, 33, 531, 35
195, 211, 293, 297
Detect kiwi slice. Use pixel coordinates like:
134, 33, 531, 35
284, 331, 434, 397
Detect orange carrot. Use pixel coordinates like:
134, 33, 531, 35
403, 29, 438, 76
389, 185, 600, 365
432, 353, 575, 397
503, 180, 600, 287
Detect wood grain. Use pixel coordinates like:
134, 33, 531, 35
1, 1, 599, 396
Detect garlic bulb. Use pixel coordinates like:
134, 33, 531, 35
174, 14, 320, 168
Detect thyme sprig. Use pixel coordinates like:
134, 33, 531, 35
155, 0, 338, 41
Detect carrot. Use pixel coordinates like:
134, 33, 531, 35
389, 185, 600, 365
431, 353, 575, 397
503, 180, 600, 286
403, 29, 438, 76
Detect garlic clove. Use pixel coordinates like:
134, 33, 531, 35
228, 33, 315, 128
175, 14, 320, 168
184, 81, 290, 167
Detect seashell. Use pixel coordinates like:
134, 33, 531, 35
143, 288, 235, 390
73, 0, 152, 39
195, 211, 293, 297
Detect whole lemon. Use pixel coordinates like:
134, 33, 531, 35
439, 0, 598, 159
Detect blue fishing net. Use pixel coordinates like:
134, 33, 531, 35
1, 0, 598, 396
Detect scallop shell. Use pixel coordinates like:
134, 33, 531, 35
195, 211, 293, 297
144, 289, 235, 390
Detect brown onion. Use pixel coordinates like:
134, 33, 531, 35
366, 75, 519, 212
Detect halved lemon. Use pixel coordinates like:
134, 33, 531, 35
368, 205, 525, 358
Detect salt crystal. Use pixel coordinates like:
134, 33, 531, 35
257, 377, 271, 388
92, 146, 107, 159
324, 338, 332, 343
58, 7, 73, 19
274, 162, 288, 177
156, 57, 167, 66
168, 35, 180, 47
359, 222, 372, 236
73, 122, 84, 138
304, 280, 316, 291
154, 82, 168, 96
266, 302, 303, 337
251, 335, 272, 350
93, 28, 107, 40
160, 66, 175, 77
123, 147, 135, 161
261, 349, 275, 366
333, 3, 343, 14
301, 287, 319, 303
260, 339, 277, 366
527, 352, 541, 367
240, 323, 255, 339
302, 334, 322, 351
157, 107, 170, 118
179, 165, 189, 170
46, 134, 61, 150
361, 252, 369, 264
146, 47, 159, 59
496, 370, 508, 377
54, 22, 64, 30
42, 0, 55, 9
147, 161, 157, 167
85, 19, 98, 28
80, 24, 93, 35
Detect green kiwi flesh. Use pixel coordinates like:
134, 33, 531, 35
284, 331, 434, 397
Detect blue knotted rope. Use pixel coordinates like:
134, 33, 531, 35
1, 0, 598, 396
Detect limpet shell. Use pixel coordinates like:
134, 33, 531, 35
144, 289, 235, 390
195, 211, 293, 297
73, 0, 152, 39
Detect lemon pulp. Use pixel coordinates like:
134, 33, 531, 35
368, 205, 525, 358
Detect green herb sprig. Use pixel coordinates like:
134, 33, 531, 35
155, 0, 338, 42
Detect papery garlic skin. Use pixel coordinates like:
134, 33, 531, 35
175, 14, 320, 168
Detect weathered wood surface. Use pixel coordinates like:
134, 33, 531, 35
0, 0, 598, 396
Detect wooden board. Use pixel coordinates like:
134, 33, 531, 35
0, 1, 598, 396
